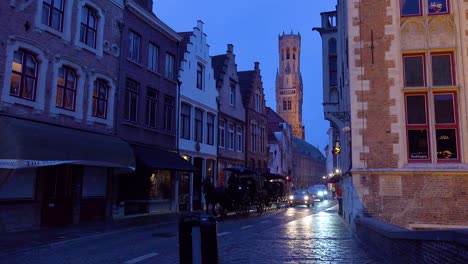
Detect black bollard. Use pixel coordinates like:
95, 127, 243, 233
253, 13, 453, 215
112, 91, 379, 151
200, 215, 218, 264
179, 215, 198, 264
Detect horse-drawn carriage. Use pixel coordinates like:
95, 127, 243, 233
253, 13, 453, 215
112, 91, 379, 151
262, 173, 290, 210
204, 167, 289, 218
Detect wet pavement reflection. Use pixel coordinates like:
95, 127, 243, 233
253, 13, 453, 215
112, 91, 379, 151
219, 206, 379, 264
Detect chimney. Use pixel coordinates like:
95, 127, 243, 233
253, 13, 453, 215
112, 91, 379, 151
254, 62, 259, 70
227, 44, 234, 53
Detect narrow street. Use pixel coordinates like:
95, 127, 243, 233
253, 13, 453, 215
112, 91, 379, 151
0, 200, 380, 264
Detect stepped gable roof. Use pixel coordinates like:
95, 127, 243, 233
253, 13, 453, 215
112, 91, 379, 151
177, 32, 193, 63
292, 136, 325, 161
238, 70, 254, 106
266, 107, 287, 132
211, 54, 226, 82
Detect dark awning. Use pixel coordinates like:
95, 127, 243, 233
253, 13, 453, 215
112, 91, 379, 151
223, 166, 257, 175
263, 173, 286, 180
0, 116, 135, 170
131, 145, 198, 172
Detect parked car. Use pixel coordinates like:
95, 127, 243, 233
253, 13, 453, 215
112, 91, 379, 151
308, 185, 329, 201
288, 189, 313, 207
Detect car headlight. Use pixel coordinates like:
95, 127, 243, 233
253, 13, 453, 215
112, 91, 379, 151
289, 195, 294, 200
324, 191, 328, 195
304, 195, 309, 200
318, 191, 323, 196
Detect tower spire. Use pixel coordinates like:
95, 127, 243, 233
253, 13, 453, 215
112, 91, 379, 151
275, 32, 305, 139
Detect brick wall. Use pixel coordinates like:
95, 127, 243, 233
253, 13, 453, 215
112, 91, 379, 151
354, 172, 468, 228
355, 217, 468, 264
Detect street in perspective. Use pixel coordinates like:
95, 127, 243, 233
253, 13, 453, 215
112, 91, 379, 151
0, 200, 380, 264
0, 0, 467, 264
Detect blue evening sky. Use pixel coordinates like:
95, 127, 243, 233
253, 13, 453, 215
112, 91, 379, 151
153, 0, 336, 153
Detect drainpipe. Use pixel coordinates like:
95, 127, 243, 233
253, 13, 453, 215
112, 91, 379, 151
175, 39, 181, 214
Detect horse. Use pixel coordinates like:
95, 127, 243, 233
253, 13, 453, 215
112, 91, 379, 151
203, 179, 230, 218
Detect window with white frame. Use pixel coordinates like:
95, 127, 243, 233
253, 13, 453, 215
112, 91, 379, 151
165, 53, 175, 80
194, 108, 203, 143
228, 123, 235, 150
181, 103, 191, 139
196, 63, 204, 90
92, 78, 108, 119
128, 31, 141, 63
218, 119, 226, 148
148, 42, 159, 72
10, 49, 38, 101
41, 0, 64, 32
207, 113, 215, 145
124, 78, 139, 122
56, 65, 77, 111
145, 88, 158, 128
79, 5, 97, 48
236, 125, 243, 152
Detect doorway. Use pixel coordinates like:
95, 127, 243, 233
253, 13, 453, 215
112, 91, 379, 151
192, 157, 203, 211
40, 165, 78, 227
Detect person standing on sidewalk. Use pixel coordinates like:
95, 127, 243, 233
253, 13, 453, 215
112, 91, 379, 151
336, 184, 343, 216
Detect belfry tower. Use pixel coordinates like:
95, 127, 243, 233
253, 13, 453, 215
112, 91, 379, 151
276, 32, 305, 139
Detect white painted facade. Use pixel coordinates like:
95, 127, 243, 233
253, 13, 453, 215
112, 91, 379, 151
269, 124, 293, 177
178, 20, 218, 212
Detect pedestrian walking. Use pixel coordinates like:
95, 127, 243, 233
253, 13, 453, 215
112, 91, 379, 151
336, 184, 343, 216
331, 184, 336, 199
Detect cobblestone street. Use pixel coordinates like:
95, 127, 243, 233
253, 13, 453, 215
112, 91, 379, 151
217, 206, 379, 264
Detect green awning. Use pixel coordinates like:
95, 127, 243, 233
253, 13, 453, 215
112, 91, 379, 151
0, 116, 135, 170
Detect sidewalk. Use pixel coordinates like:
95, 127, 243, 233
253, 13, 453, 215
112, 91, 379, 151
0, 212, 180, 256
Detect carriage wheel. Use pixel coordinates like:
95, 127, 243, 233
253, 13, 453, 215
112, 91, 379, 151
256, 201, 264, 216
214, 203, 225, 219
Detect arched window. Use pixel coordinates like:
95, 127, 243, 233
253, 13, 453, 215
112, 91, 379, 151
293, 47, 297, 60
286, 48, 290, 60
328, 38, 337, 87
80, 5, 98, 48
10, 49, 38, 101
56, 65, 77, 110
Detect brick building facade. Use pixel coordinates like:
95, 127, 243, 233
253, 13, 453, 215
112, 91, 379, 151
318, 0, 468, 230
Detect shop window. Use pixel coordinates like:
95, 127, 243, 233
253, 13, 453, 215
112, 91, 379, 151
149, 170, 172, 200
